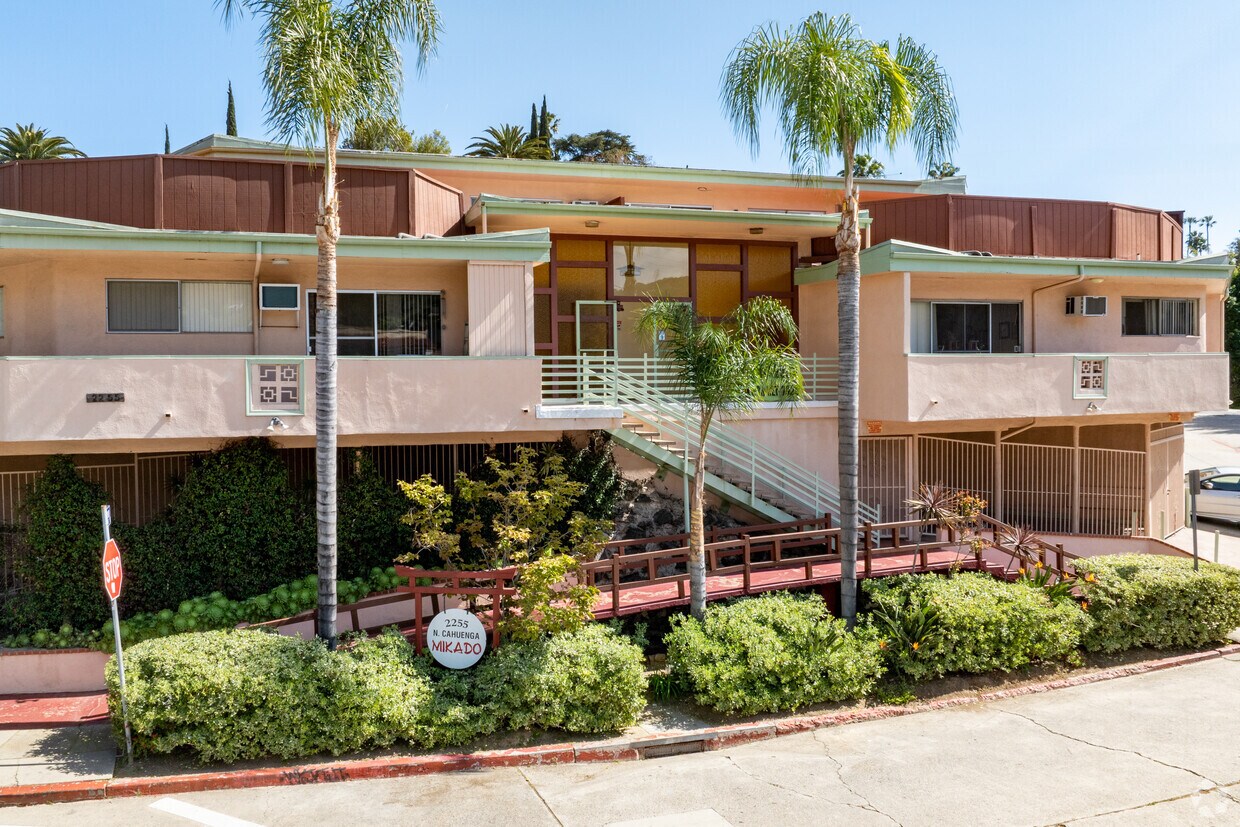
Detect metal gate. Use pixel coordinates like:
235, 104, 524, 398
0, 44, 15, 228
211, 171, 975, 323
860, 436, 912, 523
917, 436, 996, 503
1079, 447, 1145, 535
1001, 443, 1073, 533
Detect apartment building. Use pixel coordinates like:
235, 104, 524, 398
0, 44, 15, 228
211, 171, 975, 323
0, 135, 1230, 541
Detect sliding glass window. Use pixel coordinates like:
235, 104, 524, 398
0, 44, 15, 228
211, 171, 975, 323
911, 301, 1022, 353
308, 290, 442, 355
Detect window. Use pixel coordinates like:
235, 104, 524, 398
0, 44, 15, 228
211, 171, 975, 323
1204, 474, 1240, 492
1122, 298, 1197, 336
308, 290, 442, 355
613, 242, 690, 298
106, 280, 252, 333
911, 301, 1022, 353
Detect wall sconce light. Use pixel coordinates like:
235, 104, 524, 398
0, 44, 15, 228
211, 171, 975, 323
1089, 277, 1104, 284
266, 416, 288, 431
271, 258, 290, 266
584, 220, 600, 228
1086, 402, 1100, 412
749, 227, 764, 235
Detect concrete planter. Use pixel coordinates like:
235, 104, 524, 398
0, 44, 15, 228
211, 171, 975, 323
0, 648, 110, 694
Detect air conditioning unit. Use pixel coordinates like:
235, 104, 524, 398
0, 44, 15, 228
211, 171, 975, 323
1065, 296, 1108, 317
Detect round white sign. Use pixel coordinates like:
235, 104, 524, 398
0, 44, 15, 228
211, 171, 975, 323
425, 608, 487, 669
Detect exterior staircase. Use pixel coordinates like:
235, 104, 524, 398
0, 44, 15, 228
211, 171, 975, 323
543, 355, 881, 526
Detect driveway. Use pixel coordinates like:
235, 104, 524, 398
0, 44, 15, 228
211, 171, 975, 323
12, 655, 1240, 826
1167, 410, 1240, 566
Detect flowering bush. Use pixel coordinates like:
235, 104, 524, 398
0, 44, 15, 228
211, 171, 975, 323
665, 593, 883, 714
1074, 555, 1240, 652
862, 572, 1089, 681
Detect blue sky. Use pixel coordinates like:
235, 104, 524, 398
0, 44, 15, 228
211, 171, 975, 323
5, 1, 1239, 252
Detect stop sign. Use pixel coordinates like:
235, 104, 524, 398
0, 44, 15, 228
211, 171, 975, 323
102, 538, 123, 601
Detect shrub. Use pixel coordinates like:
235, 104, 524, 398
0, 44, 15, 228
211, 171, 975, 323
13, 456, 111, 630
338, 451, 412, 578
665, 593, 883, 714
1074, 554, 1240, 652
107, 628, 434, 763
550, 433, 621, 525
159, 438, 313, 599
862, 573, 1089, 681
471, 624, 646, 732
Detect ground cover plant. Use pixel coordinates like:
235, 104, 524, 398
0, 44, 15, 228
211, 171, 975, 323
107, 624, 646, 763
1074, 554, 1240, 652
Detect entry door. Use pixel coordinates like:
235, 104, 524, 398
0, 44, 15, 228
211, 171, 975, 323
574, 300, 616, 356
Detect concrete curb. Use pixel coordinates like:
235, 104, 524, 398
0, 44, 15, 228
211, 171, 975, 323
3, 642, 1238, 808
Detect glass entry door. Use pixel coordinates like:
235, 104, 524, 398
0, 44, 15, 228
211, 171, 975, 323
574, 300, 616, 356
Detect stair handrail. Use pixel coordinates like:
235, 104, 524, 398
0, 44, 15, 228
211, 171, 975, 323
564, 355, 880, 522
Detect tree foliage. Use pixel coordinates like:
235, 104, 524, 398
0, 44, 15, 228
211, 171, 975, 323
839, 153, 885, 178
927, 160, 960, 178
0, 123, 85, 160
226, 81, 238, 136
343, 114, 449, 153
553, 129, 649, 164
466, 124, 546, 159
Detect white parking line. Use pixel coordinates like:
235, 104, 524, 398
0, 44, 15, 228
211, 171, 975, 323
149, 797, 265, 827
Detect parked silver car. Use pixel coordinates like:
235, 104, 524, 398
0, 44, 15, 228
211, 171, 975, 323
1192, 467, 1240, 522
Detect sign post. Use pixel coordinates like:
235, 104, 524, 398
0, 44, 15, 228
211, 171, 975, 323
1188, 470, 1201, 572
102, 505, 133, 765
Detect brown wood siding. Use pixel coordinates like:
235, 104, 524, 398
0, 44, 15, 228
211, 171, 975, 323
413, 172, 466, 236
861, 194, 1181, 261
0, 154, 466, 239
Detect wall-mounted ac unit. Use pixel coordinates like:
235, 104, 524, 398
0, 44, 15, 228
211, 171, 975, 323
1065, 296, 1108, 317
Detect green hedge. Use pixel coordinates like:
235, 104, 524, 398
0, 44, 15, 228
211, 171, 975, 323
9, 457, 110, 631
471, 624, 647, 732
862, 573, 1089, 681
665, 593, 883, 714
107, 624, 646, 763
1074, 555, 1240, 652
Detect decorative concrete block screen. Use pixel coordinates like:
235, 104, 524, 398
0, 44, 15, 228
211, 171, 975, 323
247, 360, 304, 415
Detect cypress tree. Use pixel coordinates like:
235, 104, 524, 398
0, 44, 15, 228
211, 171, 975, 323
538, 95, 549, 142
529, 103, 538, 145
226, 81, 238, 136
164, 124, 171, 154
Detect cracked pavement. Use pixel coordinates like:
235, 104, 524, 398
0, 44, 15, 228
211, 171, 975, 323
12, 656, 1240, 826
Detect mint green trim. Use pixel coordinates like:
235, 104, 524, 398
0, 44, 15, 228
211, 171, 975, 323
245, 357, 306, 417
795, 240, 1234, 285
467, 194, 866, 230
0, 215, 550, 263
177, 134, 967, 195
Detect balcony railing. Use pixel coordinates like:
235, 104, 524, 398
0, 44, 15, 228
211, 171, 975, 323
540, 354, 840, 405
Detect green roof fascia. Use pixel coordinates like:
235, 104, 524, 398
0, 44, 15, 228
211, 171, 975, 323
177, 134, 967, 195
795, 240, 1233, 285
467, 195, 868, 230
0, 223, 550, 263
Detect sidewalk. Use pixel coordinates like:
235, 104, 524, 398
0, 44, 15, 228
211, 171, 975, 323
0, 692, 114, 791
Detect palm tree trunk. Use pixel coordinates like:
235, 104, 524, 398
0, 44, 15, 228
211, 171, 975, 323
688, 416, 711, 619
836, 151, 862, 629
315, 120, 341, 649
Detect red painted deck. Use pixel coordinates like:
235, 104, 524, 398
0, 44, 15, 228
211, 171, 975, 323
591, 548, 976, 618
0, 692, 109, 730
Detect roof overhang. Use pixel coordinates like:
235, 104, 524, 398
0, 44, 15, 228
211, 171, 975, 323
464, 194, 866, 243
795, 239, 1234, 285
0, 209, 549, 263
176, 134, 968, 196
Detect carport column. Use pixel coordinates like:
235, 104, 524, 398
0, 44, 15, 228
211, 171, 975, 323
1071, 425, 1081, 535
993, 430, 1004, 523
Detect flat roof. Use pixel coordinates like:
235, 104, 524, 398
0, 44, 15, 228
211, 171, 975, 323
177, 134, 969, 195
795, 240, 1234, 284
0, 209, 549, 262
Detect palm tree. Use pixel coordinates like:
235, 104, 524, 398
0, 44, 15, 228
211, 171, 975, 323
838, 153, 885, 178
466, 124, 546, 159
0, 124, 86, 160
219, 0, 441, 648
722, 13, 958, 627
1201, 215, 1216, 251
638, 297, 804, 618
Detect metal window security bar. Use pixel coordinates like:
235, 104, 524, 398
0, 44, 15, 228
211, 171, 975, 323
308, 290, 443, 356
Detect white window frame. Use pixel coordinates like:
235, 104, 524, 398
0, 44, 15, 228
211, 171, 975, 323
917, 300, 1023, 354
105, 279, 182, 334
1121, 297, 1198, 337
306, 289, 444, 356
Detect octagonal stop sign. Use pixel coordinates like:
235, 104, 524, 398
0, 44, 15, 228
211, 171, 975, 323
102, 538, 123, 601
